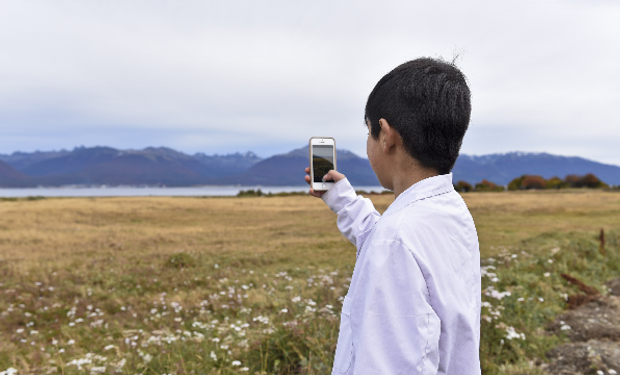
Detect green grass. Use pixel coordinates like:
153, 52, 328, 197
479, 229, 620, 373
0, 250, 350, 373
2, 230, 618, 374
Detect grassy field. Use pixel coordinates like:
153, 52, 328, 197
1, 189, 619, 374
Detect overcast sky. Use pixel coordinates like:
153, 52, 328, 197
1, 1, 619, 165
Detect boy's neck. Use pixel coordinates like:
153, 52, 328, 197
391, 159, 439, 199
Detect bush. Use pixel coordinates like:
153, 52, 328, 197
565, 173, 608, 188
238, 189, 264, 197
507, 176, 525, 191
545, 176, 568, 189
455, 180, 473, 193
475, 179, 505, 192
509, 175, 571, 190
521, 175, 546, 190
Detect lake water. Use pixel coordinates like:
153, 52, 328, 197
0, 185, 387, 198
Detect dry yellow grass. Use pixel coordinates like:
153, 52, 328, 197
369, 189, 620, 256
1, 189, 619, 269
0, 196, 355, 273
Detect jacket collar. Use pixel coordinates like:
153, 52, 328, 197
383, 173, 455, 216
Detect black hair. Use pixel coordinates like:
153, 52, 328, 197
365, 57, 471, 174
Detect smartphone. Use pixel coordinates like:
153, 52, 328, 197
309, 137, 337, 191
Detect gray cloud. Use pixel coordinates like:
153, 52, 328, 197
1, 0, 619, 164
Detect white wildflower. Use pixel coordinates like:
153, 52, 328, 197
231, 360, 241, 366
67, 357, 92, 370
253, 315, 269, 324
114, 358, 126, 372
485, 286, 511, 300
505, 326, 525, 340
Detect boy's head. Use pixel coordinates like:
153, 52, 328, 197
365, 57, 471, 175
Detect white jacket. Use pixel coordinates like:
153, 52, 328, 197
323, 174, 481, 375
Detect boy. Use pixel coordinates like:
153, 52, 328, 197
304, 58, 481, 374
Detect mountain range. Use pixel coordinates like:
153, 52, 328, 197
1, 146, 619, 187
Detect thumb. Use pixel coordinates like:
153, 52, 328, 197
323, 170, 345, 182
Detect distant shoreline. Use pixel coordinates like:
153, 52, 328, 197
0, 185, 387, 198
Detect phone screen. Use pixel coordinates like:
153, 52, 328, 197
313, 145, 335, 183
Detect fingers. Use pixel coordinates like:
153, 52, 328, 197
323, 170, 345, 183
308, 188, 325, 198
304, 166, 332, 198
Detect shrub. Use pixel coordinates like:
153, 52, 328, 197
509, 175, 568, 190
507, 176, 525, 191
521, 175, 546, 190
565, 173, 608, 188
238, 189, 264, 197
455, 180, 473, 193
475, 179, 505, 192
545, 176, 568, 189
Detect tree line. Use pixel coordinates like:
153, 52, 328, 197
454, 173, 616, 192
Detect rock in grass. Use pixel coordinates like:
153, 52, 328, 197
547, 296, 620, 342
545, 340, 620, 375
606, 278, 620, 296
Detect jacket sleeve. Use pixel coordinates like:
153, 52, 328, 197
322, 178, 381, 254
350, 240, 440, 374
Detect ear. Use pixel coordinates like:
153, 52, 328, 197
378, 118, 397, 154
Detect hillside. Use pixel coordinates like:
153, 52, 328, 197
212, 146, 379, 186
0, 160, 31, 187
0, 147, 263, 187
1, 147, 619, 187
453, 152, 620, 185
